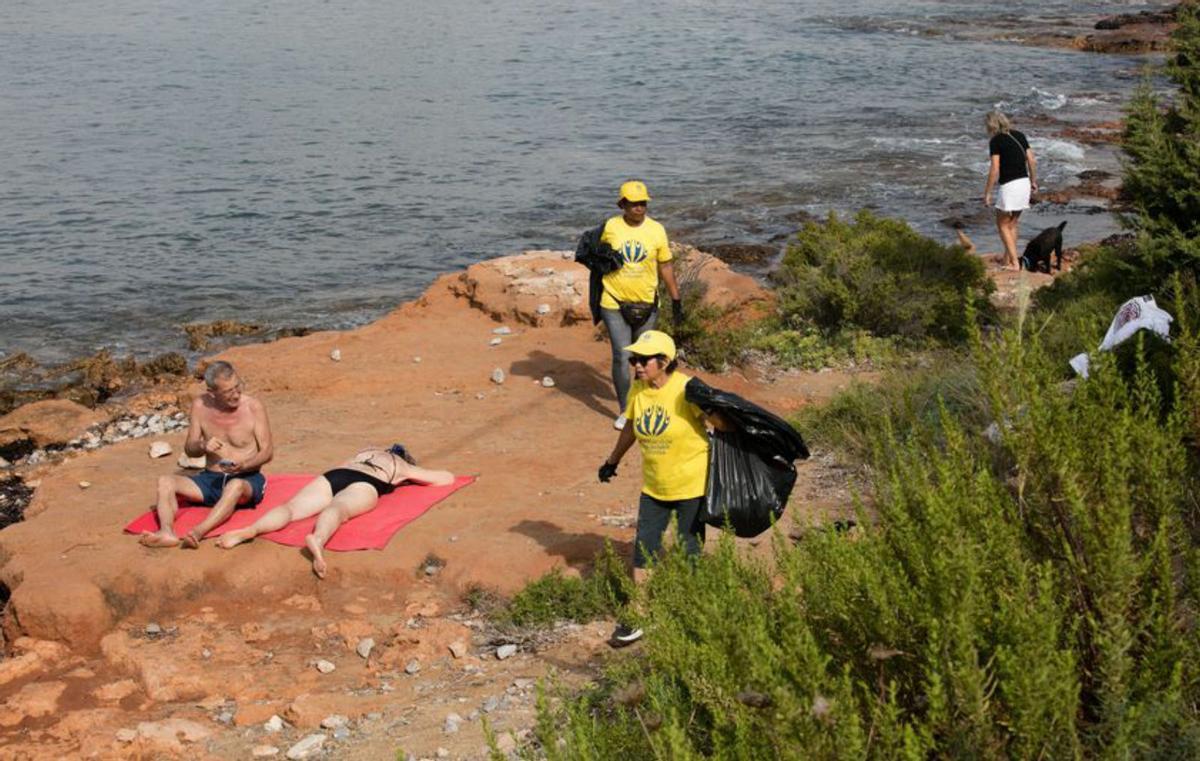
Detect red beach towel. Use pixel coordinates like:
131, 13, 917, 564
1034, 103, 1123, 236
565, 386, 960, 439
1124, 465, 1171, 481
123, 473, 474, 551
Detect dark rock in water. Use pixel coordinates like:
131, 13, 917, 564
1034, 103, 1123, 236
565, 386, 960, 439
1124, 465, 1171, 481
272, 326, 313, 342
0, 476, 33, 531
0, 353, 38, 374
140, 353, 188, 378
1096, 8, 1176, 32
700, 243, 779, 266
184, 320, 262, 351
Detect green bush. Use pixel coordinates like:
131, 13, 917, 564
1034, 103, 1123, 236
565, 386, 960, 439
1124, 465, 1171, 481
535, 319, 1200, 758
498, 542, 631, 629
773, 211, 994, 343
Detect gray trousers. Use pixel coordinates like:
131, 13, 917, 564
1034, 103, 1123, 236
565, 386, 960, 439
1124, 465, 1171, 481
600, 306, 658, 415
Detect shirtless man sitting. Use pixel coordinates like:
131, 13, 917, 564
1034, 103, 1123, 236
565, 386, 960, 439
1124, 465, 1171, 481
139, 361, 274, 548
217, 444, 453, 578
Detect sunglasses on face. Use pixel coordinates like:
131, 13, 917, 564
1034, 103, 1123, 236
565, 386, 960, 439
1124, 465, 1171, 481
625, 200, 648, 208
628, 354, 663, 366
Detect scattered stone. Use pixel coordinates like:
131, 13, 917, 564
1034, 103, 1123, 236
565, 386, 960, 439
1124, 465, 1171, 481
285, 734, 327, 760
492, 326, 512, 335
252, 746, 280, 758
264, 715, 285, 733
475, 392, 486, 400
201, 648, 213, 660
496, 644, 517, 660
467, 709, 480, 721
148, 441, 172, 459
513, 678, 535, 690
78, 481, 91, 489
115, 728, 136, 743
448, 640, 468, 659
481, 696, 500, 714
443, 712, 463, 734
495, 732, 517, 754
489, 337, 502, 346
217, 710, 234, 724
330, 349, 342, 362
144, 622, 162, 637
333, 727, 350, 740
535, 303, 551, 315
0, 457, 8, 468
541, 376, 555, 388
366, 712, 382, 720
490, 368, 506, 385
320, 714, 349, 729
405, 659, 421, 675
436, 748, 450, 759
314, 660, 336, 674
412, 356, 422, 363
356, 637, 375, 660
424, 564, 439, 576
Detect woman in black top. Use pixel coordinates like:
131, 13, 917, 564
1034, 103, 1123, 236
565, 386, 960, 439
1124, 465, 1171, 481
983, 110, 1038, 271
217, 444, 454, 578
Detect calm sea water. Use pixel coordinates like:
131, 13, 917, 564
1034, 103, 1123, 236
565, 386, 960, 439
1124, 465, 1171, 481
0, 0, 1166, 363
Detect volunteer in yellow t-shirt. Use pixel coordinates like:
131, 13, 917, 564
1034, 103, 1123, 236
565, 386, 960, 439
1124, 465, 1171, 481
597, 330, 726, 647
599, 181, 682, 431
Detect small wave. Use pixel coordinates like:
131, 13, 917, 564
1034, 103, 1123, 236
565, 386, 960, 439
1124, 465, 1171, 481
1032, 137, 1085, 162
994, 86, 1068, 115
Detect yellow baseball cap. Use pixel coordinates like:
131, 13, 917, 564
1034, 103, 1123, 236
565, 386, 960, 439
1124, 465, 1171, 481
624, 330, 676, 361
618, 180, 651, 203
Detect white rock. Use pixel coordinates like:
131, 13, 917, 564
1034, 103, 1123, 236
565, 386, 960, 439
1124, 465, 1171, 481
145, 622, 162, 636
115, 728, 136, 743
490, 368, 506, 385
356, 637, 375, 659
496, 644, 518, 660
492, 326, 512, 335
285, 734, 326, 760
535, 303, 552, 315
148, 441, 172, 459
264, 715, 285, 733
314, 659, 336, 674
412, 356, 422, 363
330, 348, 342, 362
0, 457, 8, 468
78, 481, 91, 489
320, 714, 349, 729
137, 415, 148, 426
177, 453, 206, 469
489, 337, 502, 347
436, 748, 450, 759
252, 746, 280, 758
541, 376, 556, 388
405, 659, 421, 675
443, 713, 463, 734
448, 640, 468, 659
495, 732, 517, 754
475, 393, 486, 400
118, 421, 133, 433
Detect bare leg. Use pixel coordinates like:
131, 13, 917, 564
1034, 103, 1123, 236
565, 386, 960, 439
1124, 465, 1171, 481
183, 479, 251, 548
304, 485, 379, 579
218, 476, 334, 549
140, 475, 203, 548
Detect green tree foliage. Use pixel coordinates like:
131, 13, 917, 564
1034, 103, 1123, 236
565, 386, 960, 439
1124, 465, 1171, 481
1115, 2, 1200, 289
773, 211, 994, 343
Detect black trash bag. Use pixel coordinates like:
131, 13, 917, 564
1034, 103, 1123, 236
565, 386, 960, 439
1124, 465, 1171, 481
685, 377, 809, 537
575, 221, 624, 325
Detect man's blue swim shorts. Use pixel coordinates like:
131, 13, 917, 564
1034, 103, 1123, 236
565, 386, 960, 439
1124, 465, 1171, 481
189, 470, 267, 508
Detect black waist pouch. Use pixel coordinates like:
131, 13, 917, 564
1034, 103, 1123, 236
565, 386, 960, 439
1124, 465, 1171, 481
618, 301, 657, 330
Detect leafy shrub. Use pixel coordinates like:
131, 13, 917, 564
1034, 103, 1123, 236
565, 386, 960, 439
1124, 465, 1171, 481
535, 319, 1200, 758
774, 211, 994, 343
796, 350, 985, 463
498, 542, 631, 629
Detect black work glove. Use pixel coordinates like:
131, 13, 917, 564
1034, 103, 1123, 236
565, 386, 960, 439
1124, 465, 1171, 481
672, 298, 684, 325
598, 460, 618, 483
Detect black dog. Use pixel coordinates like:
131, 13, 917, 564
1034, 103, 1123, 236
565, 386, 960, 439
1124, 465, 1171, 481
1021, 221, 1067, 273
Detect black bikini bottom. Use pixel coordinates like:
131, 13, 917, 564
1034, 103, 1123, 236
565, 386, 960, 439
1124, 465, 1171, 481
322, 468, 396, 497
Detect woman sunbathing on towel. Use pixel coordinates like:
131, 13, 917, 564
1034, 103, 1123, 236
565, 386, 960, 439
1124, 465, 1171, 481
218, 444, 454, 578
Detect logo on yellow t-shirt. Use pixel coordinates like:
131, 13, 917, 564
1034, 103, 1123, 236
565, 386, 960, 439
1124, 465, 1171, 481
623, 240, 647, 264
634, 404, 670, 437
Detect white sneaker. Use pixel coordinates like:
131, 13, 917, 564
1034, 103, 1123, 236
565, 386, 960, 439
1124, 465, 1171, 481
613, 414, 627, 430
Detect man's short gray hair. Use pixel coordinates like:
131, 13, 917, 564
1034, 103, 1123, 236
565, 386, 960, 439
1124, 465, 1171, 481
984, 110, 1012, 136
204, 361, 237, 388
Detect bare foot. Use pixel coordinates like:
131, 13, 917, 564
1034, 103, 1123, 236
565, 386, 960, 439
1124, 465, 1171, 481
305, 534, 327, 579
217, 529, 254, 549
181, 531, 202, 549
139, 531, 181, 548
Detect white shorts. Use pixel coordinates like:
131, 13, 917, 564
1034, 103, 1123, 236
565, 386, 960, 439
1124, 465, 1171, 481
994, 177, 1031, 212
